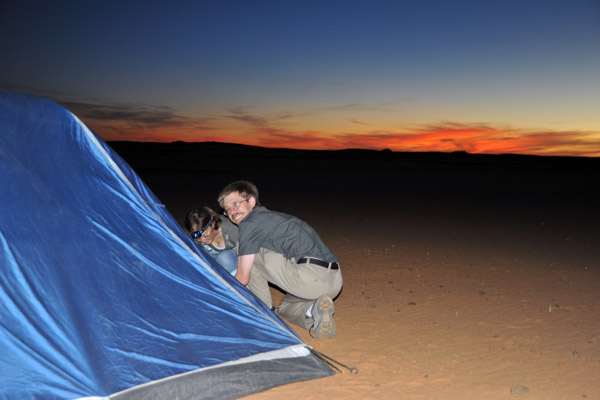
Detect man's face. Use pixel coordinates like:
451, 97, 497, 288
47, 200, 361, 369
222, 191, 255, 224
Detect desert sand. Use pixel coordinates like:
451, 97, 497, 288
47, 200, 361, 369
111, 142, 600, 400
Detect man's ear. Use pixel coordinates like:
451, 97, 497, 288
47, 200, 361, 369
248, 196, 257, 208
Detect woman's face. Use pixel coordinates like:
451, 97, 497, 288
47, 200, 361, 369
196, 224, 218, 245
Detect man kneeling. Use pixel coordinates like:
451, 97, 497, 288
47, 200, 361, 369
218, 180, 343, 338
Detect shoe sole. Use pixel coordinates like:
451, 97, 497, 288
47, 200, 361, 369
312, 296, 335, 338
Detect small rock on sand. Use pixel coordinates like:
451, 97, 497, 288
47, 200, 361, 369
510, 385, 529, 396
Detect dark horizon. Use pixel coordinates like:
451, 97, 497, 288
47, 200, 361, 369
107, 139, 600, 161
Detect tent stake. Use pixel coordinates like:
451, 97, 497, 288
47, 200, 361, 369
310, 348, 359, 374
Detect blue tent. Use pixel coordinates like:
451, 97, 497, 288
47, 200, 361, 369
0, 90, 333, 399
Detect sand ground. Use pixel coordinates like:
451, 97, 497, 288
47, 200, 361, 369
112, 143, 600, 400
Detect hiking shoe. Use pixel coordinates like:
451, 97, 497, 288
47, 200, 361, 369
310, 295, 335, 338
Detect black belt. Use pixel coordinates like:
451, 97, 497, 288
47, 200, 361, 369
297, 257, 339, 270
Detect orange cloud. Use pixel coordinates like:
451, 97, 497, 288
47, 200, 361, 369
257, 123, 600, 158
91, 118, 599, 157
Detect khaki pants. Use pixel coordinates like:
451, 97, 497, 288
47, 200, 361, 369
247, 248, 343, 329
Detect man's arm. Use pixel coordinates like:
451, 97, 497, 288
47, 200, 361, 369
235, 253, 255, 285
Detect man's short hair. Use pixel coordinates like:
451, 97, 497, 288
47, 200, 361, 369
218, 180, 259, 208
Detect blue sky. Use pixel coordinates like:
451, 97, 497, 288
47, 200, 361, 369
2, 0, 600, 156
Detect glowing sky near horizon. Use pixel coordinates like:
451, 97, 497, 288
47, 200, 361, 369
2, 0, 600, 157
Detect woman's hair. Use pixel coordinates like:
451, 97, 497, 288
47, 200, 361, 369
217, 180, 259, 208
184, 206, 221, 233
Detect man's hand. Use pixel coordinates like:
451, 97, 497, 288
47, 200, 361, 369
235, 254, 255, 285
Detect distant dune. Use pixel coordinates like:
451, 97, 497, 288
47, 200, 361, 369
108, 140, 599, 222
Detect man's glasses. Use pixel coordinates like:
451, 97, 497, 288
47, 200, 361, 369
223, 199, 248, 215
190, 215, 214, 240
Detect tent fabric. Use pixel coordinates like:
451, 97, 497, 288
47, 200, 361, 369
0, 90, 333, 400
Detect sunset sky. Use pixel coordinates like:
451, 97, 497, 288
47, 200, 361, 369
2, 0, 600, 157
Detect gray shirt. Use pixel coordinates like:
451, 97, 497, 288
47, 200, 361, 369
237, 206, 337, 263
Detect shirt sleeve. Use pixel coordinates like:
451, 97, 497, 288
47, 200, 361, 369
237, 219, 263, 256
